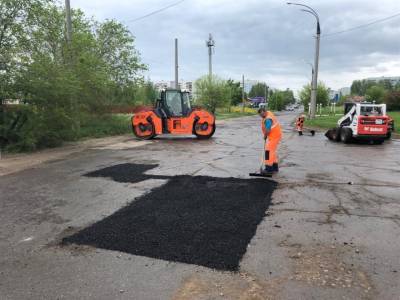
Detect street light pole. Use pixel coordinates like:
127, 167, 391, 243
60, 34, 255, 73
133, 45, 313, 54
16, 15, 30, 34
287, 2, 320, 119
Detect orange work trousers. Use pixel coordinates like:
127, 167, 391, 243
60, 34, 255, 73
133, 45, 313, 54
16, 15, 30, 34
264, 137, 281, 167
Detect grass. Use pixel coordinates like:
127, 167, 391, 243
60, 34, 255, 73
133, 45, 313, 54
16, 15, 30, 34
305, 111, 400, 134
78, 114, 132, 139
389, 112, 400, 133
215, 106, 258, 120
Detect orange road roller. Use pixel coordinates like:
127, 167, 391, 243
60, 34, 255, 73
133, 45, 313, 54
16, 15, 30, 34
132, 89, 216, 140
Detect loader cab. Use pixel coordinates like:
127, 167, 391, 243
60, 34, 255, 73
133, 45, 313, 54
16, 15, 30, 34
158, 89, 192, 117
344, 102, 356, 114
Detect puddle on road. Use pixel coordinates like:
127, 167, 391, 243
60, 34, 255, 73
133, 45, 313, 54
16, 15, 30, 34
63, 163, 277, 271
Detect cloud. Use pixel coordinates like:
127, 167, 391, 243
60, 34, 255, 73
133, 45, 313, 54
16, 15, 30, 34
72, 0, 400, 92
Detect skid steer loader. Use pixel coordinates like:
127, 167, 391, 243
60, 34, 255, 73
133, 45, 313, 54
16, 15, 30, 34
325, 102, 390, 144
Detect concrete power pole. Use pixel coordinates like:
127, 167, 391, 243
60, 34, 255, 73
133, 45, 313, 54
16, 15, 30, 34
264, 83, 268, 103
310, 24, 321, 119
206, 34, 215, 79
65, 0, 72, 44
242, 74, 245, 113
174, 38, 179, 89
287, 3, 320, 119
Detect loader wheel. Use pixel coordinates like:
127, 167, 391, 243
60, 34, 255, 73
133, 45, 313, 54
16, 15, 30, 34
340, 128, 352, 144
331, 127, 341, 142
132, 120, 155, 140
194, 121, 215, 139
385, 131, 392, 140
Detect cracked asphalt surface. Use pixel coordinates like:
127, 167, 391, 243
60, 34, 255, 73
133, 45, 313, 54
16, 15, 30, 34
0, 111, 399, 299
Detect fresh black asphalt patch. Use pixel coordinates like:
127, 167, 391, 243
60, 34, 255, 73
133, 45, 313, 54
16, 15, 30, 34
84, 163, 169, 183
64, 164, 277, 271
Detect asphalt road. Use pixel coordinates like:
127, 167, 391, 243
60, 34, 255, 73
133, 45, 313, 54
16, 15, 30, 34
1, 111, 399, 299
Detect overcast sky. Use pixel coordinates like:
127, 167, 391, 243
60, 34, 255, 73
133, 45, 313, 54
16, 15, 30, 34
72, 0, 400, 92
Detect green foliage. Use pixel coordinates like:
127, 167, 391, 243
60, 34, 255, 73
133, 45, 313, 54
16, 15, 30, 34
1, 1, 146, 151
267, 89, 294, 111
226, 79, 243, 106
194, 75, 231, 113
350, 79, 400, 110
268, 92, 285, 111
299, 82, 329, 107
134, 80, 158, 105
78, 114, 131, 139
384, 91, 400, 111
351, 79, 394, 96
365, 85, 385, 103
249, 83, 268, 98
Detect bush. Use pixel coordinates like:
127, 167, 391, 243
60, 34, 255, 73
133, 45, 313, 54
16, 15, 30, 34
384, 91, 400, 111
299, 82, 329, 107
194, 75, 231, 113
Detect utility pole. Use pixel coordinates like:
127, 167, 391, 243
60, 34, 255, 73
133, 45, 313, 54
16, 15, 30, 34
264, 83, 268, 103
242, 74, 245, 113
206, 34, 215, 79
175, 38, 179, 89
65, 0, 72, 44
311, 23, 321, 119
287, 2, 320, 119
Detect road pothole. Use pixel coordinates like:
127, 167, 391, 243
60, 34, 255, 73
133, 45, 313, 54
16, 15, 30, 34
279, 238, 374, 297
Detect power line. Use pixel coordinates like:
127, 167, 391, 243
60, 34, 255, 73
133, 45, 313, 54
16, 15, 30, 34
323, 11, 400, 37
127, 0, 186, 23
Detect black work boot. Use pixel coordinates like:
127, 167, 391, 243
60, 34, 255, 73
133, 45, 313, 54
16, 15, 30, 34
298, 131, 303, 136
273, 163, 279, 172
261, 165, 274, 175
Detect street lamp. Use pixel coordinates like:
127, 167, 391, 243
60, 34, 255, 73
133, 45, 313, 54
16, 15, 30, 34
288, 2, 321, 119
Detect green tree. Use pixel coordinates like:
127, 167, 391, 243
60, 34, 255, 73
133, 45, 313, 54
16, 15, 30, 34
135, 80, 158, 105
226, 79, 243, 106
299, 82, 329, 107
365, 85, 386, 103
249, 82, 268, 98
2, 2, 146, 151
384, 91, 400, 111
194, 75, 231, 113
350, 80, 363, 95
268, 91, 284, 111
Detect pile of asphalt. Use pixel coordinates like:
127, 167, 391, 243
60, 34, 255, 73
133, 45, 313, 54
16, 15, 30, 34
65, 164, 277, 271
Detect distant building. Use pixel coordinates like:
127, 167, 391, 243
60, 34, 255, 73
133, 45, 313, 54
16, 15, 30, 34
329, 89, 339, 102
156, 80, 193, 95
339, 87, 350, 96
154, 81, 169, 91
364, 76, 400, 86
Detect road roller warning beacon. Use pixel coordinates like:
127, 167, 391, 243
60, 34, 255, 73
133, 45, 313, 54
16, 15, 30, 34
132, 89, 216, 140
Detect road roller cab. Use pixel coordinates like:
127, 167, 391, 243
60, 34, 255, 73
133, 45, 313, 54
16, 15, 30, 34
131, 89, 216, 140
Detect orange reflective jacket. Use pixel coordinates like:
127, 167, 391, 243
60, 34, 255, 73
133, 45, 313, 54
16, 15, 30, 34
262, 111, 282, 139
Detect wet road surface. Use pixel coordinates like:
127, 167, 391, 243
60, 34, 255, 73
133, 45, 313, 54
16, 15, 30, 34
0, 111, 399, 299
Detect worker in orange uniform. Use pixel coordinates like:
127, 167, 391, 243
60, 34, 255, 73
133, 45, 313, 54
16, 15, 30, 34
296, 115, 305, 135
258, 108, 282, 174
